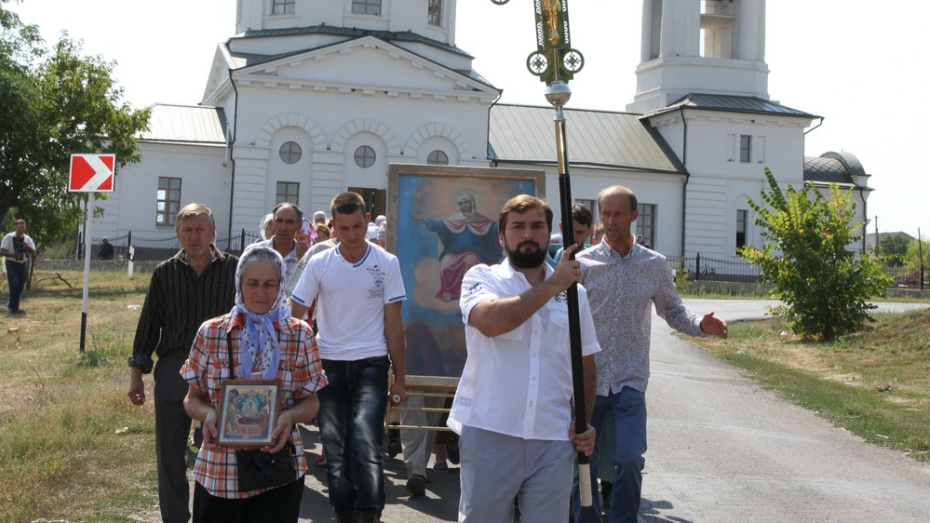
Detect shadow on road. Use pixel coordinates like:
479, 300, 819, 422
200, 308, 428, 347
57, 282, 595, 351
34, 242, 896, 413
297, 424, 460, 522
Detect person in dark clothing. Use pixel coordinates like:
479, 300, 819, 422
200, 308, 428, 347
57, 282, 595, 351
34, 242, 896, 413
127, 203, 238, 523
98, 237, 114, 260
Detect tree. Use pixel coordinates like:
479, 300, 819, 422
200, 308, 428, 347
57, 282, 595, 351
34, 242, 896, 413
1, 0, 150, 251
904, 236, 930, 273
875, 232, 912, 267
739, 168, 893, 341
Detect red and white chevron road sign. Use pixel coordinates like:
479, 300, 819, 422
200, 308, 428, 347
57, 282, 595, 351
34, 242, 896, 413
69, 153, 115, 192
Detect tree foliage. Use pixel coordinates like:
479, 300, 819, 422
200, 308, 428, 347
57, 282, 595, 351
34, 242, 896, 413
1, 0, 150, 250
904, 237, 930, 273
874, 232, 912, 267
739, 168, 892, 341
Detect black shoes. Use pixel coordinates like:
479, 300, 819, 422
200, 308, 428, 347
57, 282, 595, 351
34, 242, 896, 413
405, 474, 426, 496
387, 422, 401, 457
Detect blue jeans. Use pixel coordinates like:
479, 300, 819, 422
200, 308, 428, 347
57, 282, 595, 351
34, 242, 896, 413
5, 260, 27, 311
317, 356, 390, 516
572, 387, 647, 523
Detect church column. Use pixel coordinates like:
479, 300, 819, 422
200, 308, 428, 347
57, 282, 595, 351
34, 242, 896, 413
641, 0, 654, 62
658, 0, 676, 58
738, 0, 765, 61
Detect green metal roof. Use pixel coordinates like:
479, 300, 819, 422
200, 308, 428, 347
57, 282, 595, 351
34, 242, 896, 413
137, 104, 227, 145
489, 104, 685, 174
804, 151, 870, 187
658, 93, 819, 118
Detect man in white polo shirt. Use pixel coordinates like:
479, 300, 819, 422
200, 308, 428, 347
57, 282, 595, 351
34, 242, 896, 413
290, 191, 407, 523
447, 194, 600, 522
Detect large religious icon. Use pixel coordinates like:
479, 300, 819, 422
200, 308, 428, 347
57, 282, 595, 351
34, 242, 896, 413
414, 191, 500, 302
387, 164, 545, 379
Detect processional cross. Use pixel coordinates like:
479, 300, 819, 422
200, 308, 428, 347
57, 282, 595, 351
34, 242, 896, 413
489, 0, 592, 508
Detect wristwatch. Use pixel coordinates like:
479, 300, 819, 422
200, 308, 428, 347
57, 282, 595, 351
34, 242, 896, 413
127, 354, 154, 374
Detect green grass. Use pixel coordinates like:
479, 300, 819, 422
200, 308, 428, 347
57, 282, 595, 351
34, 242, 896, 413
0, 270, 159, 522
694, 309, 930, 462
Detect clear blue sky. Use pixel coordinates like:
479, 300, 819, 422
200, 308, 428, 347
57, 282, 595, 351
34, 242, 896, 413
9, 0, 930, 237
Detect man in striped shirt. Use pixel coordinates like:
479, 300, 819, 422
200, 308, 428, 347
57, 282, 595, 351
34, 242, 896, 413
127, 203, 238, 523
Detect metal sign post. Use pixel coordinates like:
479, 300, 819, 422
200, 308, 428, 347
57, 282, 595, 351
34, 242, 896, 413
491, 0, 592, 507
69, 153, 116, 352
79, 195, 95, 352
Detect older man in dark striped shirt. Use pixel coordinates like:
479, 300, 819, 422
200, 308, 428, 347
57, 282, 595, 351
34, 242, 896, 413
127, 203, 237, 523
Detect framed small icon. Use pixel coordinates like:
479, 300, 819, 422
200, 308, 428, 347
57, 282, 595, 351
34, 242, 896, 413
217, 380, 281, 448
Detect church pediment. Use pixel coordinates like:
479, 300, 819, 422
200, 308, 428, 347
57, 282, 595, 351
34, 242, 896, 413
233, 36, 498, 102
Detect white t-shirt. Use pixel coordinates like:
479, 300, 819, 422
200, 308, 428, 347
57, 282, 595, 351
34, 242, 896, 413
290, 243, 406, 360
285, 238, 336, 297
1, 233, 35, 265
447, 259, 601, 441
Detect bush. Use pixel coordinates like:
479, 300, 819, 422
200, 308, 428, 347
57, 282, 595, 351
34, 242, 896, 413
739, 168, 892, 340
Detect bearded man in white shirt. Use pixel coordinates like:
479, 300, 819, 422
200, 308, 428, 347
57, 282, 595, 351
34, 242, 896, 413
447, 194, 600, 522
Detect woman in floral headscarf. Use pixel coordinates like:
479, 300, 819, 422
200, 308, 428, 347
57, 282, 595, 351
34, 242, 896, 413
181, 244, 327, 522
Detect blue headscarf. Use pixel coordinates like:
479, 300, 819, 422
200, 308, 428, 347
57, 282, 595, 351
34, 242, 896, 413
230, 244, 291, 380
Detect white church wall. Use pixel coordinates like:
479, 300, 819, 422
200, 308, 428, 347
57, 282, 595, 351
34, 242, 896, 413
266, 126, 316, 212
413, 136, 459, 165
340, 131, 390, 189
95, 143, 231, 239
229, 144, 275, 236
683, 176, 728, 257
495, 164, 688, 257
236, 1, 456, 47
650, 110, 809, 186
223, 70, 492, 236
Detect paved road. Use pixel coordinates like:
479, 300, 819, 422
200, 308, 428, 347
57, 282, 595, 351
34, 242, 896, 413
642, 299, 930, 522
294, 299, 930, 522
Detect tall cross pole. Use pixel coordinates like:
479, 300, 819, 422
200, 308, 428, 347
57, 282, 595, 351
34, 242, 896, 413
491, 0, 592, 507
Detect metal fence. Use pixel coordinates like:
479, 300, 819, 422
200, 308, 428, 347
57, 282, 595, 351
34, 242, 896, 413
76, 230, 263, 261
70, 234, 927, 290
667, 253, 762, 283
882, 265, 928, 290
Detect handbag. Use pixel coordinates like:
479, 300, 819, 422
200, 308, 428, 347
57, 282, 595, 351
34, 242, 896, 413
236, 440, 298, 492
226, 332, 298, 491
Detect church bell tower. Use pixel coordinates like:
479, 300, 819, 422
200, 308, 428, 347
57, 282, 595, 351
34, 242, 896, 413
627, 0, 768, 113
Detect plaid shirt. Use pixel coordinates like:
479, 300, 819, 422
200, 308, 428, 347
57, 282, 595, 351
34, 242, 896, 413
180, 312, 327, 499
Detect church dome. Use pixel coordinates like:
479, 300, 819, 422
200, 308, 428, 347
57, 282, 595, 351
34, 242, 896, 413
803, 151, 867, 185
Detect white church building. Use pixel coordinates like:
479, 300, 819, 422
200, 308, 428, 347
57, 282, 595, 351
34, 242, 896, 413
94, 0, 871, 260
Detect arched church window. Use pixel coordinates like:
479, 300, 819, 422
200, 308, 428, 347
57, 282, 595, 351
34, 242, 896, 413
427, 150, 448, 165
279, 141, 302, 164
354, 146, 376, 168
272, 0, 295, 15
352, 0, 381, 15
